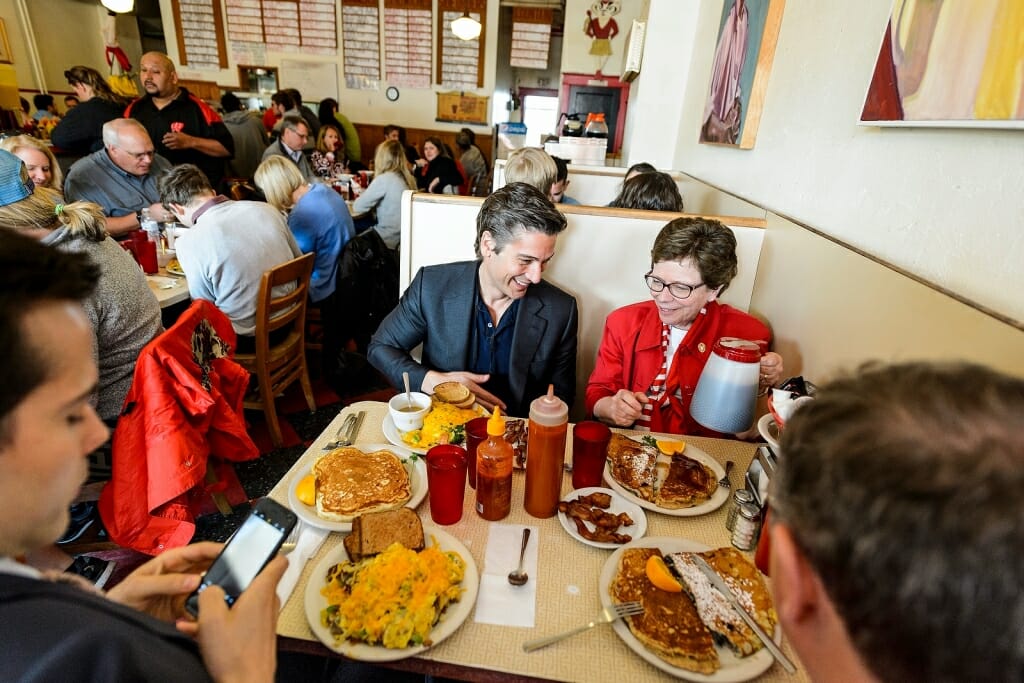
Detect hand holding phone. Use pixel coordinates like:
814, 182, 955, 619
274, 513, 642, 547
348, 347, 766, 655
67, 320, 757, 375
185, 498, 296, 617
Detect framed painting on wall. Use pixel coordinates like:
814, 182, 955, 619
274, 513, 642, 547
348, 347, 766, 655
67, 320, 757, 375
699, 0, 786, 149
860, 0, 1024, 129
0, 19, 11, 64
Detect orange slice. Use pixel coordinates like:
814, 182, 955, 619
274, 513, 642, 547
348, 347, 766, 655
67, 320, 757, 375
656, 439, 685, 455
295, 474, 316, 506
646, 554, 683, 592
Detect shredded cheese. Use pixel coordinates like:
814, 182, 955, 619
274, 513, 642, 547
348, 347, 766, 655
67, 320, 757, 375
401, 401, 482, 448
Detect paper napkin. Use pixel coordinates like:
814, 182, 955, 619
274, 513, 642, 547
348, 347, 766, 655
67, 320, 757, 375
473, 523, 539, 628
276, 525, 329, 610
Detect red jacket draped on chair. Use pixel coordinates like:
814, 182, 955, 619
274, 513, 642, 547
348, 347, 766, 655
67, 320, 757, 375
99, 300, 259, 555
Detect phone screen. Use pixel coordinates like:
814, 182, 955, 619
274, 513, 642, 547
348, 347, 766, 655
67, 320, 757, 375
186, 499, 295, 615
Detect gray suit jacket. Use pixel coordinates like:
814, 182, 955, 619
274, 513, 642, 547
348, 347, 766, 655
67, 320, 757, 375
368, 260, 578, 417
261, 140, 316, 182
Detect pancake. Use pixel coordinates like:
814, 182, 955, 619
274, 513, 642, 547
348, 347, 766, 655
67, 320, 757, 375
665, 547, 778, 657
610, 547, 718, 674
654, 451, 718, 509
313, 447, 412, 521
606, 433, 659, 501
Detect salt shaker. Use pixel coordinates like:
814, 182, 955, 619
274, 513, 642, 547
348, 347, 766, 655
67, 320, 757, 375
725, 488, 755, 531
731, 502, 762, 551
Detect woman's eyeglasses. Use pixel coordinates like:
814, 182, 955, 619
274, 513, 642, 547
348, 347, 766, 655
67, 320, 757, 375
644, 273, 707, 300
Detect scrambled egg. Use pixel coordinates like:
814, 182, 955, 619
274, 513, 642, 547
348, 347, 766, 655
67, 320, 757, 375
320, 541, 466, 648
401, 401, 482, 449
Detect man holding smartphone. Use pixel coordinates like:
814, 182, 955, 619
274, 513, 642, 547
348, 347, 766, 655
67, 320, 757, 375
0, 229, 286, 682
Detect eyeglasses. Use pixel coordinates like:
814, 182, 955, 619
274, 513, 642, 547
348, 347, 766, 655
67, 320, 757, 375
286, 128, 309, 140
117, 147, 155, 160
644, 272, 707, 300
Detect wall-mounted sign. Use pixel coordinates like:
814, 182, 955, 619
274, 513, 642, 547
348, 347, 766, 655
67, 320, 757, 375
435, 91, 489, 125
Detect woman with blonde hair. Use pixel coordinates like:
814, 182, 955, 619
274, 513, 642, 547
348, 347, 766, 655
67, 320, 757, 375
0, 135, 63, 191
353, 140, 416, 250
254, 155, 354, 306
310, 123, 349, 179
0, 150, 160, 422
51, 65, 128, 155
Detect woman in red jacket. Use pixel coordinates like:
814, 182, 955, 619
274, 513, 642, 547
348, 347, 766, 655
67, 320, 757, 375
586, 217, 784, 436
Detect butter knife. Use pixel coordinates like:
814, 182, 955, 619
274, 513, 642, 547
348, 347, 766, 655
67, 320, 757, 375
691, 555, 796, 674
347, 410, 367, 445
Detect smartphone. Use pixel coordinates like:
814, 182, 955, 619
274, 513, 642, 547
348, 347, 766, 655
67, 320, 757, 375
184, 498, 296, 617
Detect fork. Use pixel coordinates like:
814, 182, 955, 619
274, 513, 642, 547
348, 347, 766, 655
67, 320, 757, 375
322, 413, 357, 450
719, 460, 734, 489
279, 519, 304, 555
522, 601, 644, 652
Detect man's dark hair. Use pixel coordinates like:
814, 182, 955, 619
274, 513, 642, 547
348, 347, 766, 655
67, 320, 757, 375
158, 164, 213, 208
33, 93, 53, 110
474, 182, 566, 258
774, 361, 1024, 683
384, 124, 407, 144
0, 230, 99, 440
610, 171, 684, 212
625, 161, 656, 178
456, 127, 475, 150
220, 92, 242, 112
284, 88, 303, 105
318, 97, 339, 127
271, 90, 295, 110
552, 156, 570, 183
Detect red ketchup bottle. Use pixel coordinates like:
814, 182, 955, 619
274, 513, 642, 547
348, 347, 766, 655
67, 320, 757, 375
523, 384, 568, 518
475, 407, 513, 521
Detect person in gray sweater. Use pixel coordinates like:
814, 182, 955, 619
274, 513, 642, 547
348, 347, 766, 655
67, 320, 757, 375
353, 140, 417, 250
0, 154, 161, 420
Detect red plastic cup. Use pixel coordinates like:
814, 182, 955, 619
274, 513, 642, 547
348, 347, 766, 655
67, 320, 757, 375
463, 416, 489, 490
572, 421, 612, 489
426, 444, 467, 525
136, 238, 158, 274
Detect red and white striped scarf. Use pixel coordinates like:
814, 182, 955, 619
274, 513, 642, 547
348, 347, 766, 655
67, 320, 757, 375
634, 323, 673, 431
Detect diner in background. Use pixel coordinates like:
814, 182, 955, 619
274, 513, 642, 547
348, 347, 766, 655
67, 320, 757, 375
219, 92, 267, 181
317, 97, 361, 165
262, 114, 316, 182
283, 88, 320, 143
0, 229, 284, 683
352, 139, 417, 251
158, 164, 302, 348
368, 182, 578, 416
0, 134, 62, 192
455, 127, 489, 197
50, 65, 128, 155
64, 119, 171, 236
609, 170, 685, 212
309, 124, 350, 179
126, 52, 234, 190
0, 150, 160, 423
415, 136, 464, 194
586, 217, 783, 435
503, 147, 558, 197
550, 156, 580, 205
63, 94, 80, 110
384, 123, 419, 166
771, 361, 1024, 682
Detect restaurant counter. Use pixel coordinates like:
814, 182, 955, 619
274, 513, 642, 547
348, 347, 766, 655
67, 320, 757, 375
270, 401, 808, 682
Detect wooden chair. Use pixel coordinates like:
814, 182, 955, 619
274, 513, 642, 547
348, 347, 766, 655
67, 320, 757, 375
235, 253, 317, 447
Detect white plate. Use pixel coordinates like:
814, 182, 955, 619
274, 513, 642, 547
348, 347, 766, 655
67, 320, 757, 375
757, 414, 781, 454
304, 526, 479, 661
557, 486, 647, 549
599, 536, 777, 682
603, 439, 729, 517
382, 413, 428, 455
287, 443, 427, 532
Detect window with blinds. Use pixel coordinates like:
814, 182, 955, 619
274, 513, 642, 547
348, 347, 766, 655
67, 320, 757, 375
437, 0, 484, 89
383, 0, 433, 89
171, 0, 228, 69
341, 0, 381, 89
510, 7, 552, 70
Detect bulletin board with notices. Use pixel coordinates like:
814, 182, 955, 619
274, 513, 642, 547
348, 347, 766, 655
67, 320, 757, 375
435, 92, 489, 125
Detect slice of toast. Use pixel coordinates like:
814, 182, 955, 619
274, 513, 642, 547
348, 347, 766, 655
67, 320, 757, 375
356, 508, 424, 559
343, 516, 363, 561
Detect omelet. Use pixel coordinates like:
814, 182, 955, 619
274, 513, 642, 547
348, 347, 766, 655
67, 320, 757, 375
401, 400, 482, 449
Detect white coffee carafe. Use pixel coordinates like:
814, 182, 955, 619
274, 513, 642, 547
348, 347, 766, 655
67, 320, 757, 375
690, 337, 763, 434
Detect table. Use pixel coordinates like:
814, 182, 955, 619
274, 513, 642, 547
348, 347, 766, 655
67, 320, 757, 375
271, 401, 809, 682
146, 267, 189, 308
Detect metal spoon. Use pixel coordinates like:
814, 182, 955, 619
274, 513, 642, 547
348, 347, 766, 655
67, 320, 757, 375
508, 528, 531, 586
402, 371, 412, 406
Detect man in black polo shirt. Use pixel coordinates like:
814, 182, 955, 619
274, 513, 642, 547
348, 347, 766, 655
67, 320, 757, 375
126, 52, 233, 189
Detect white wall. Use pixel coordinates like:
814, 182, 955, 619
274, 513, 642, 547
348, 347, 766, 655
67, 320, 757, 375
625, 0, 1024, 325
562, 0, 644, 78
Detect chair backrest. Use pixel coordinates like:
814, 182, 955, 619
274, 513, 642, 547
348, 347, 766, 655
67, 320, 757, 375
255, 252, 315, 341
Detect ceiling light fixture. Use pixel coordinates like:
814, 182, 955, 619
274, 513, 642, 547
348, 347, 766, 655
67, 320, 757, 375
100, 0, 135, 13
451, 11, 481, 41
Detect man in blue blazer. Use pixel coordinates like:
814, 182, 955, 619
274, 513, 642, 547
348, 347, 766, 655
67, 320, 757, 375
368, 183, 579, 417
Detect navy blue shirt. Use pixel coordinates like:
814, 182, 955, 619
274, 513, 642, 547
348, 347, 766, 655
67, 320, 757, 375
469, 289, 520, 406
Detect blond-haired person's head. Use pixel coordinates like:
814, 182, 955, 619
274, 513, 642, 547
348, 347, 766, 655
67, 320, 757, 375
0, 136, 62, 191
254, 155, 306, 211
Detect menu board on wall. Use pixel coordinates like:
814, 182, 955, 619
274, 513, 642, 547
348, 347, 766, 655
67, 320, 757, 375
341, 0, 381, 89
510, 7, 552, 70
383, 0, 432, 89
437, 0, 484, 89
172, 0, 227, 69
225, 0, 336, 55
224, 0, 263, 43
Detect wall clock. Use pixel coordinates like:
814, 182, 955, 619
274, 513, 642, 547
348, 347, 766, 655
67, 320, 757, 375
386, 86, 400, 102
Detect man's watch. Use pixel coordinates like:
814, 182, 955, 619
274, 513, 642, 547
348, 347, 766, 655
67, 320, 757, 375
135, 210, 144, 225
